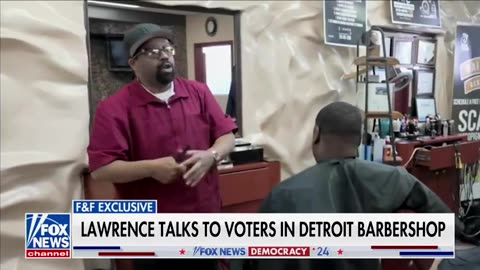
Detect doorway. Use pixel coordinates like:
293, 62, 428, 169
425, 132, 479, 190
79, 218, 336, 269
194, 41, 234, 107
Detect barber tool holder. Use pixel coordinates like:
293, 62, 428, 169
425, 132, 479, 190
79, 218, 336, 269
396, 135, 468, 167
354, 27, 400, 162
384, 136, 479, 270
403, 136, 480, 213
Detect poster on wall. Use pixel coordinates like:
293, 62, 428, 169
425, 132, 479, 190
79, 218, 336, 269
323, 0, 367, 47
452, 23, 480, 141
390, 0, 441, 28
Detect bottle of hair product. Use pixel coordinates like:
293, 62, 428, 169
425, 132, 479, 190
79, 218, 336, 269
400, 118, 407, 138
373, 134, 385, 163
393, 119, 401, 138
382, 136, 393, 162
442, 120, 448, 136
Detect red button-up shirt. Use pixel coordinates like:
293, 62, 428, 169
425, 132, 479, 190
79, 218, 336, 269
87, 78, 237, 213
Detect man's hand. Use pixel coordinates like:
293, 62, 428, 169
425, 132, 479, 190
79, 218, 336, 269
181, 150, 216, 187
149, 157, 186, 184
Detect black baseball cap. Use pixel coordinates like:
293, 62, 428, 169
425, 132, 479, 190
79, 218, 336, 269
123, 23, 173, 57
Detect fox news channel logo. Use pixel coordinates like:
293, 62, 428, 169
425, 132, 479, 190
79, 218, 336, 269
193, 247, 246, 257
25, 213, 71, 258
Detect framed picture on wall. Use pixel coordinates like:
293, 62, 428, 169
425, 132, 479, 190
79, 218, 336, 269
417, 40, 436, 65
393, 39, 413, 65
415, 69, 435, 96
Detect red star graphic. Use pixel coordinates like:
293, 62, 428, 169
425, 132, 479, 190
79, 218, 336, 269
337, 249, 344, 255
179, 249, 186, 255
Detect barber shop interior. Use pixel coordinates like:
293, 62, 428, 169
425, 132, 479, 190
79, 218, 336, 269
1, 1, 480, 270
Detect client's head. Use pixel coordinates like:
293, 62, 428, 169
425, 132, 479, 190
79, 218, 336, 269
312, 101, 363, 162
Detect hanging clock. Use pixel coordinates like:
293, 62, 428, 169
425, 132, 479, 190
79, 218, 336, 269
205, 17, 218, 37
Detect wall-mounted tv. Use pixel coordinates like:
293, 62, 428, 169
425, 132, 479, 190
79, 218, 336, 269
106, 35, 131, 72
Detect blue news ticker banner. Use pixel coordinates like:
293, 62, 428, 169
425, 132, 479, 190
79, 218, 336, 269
72, 200, 157, 214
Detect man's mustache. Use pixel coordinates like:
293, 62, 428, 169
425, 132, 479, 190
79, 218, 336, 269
159, 62, 173, 69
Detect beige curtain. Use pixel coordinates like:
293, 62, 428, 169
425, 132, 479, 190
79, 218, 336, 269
1, 1, 89, 270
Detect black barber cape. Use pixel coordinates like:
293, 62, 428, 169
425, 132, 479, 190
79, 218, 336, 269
230, 158, 456, 270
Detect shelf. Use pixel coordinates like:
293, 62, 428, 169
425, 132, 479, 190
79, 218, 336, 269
358, 82, 390, 84
353, 56, 400, 67
365, 112, 393, 118
342, 68, 367, 80
356, 28, 399, 163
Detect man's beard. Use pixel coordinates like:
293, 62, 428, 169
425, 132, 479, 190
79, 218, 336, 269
156, 62, 175, 85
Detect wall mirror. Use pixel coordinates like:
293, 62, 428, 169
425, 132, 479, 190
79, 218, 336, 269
86, 0, 243, 135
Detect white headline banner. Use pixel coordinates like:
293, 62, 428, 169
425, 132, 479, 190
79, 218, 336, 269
72, 213, 454, 247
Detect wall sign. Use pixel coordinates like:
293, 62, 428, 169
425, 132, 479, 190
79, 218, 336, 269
452, 23, 480, 141
324, 0, 367, 48
390, 0, 441, 27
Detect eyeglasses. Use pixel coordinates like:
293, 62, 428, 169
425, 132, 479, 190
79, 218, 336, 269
134, 46, 175, 59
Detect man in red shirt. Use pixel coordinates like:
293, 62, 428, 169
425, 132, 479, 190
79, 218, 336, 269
87, 23, 237, 269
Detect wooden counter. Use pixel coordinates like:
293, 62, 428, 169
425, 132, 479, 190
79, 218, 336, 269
83, 161, 281, 212
219, 161, 281, 212
83, 161, 281, 270
395, 134, 467, 167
